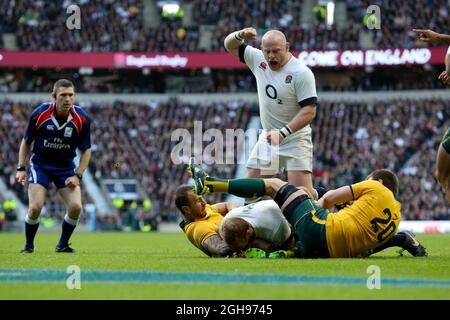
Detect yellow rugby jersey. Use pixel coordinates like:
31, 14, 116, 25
325, 180, 401, 258
182, 204, 224, 255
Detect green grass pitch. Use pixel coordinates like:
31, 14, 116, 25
0, 232, 449, 299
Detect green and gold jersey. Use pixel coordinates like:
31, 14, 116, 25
182, 204, 223, 254
326, 180, 401, 258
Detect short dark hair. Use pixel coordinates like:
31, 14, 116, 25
52, 79, 74, 97
368, 169, 399, 196
174, 185, 194, 214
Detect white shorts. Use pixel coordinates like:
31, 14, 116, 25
246, 132, 313, 174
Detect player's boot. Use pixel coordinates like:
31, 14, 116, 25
267, 250, 291, 259
397, 231, 427, 257
55, 243, 76, 253
187, 158, 210, 195
20, 245, 34, 254
244, 248, 268, 258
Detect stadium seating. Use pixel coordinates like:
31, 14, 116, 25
1, 0, 448, 52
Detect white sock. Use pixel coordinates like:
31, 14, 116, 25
64, 214, 78, 226
25, 215, 40, 225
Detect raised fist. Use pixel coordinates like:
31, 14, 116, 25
239, 27, 257, 41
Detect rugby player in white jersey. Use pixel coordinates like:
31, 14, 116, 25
219, 200, 296, 253
224, 27, 319, 202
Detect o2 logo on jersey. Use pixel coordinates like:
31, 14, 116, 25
259, 62, 267, 71
64, 127, 73, 137
285, 75, 292, 84
265, 85, 283, 105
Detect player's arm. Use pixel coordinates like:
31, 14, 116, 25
65, 148, 91, 188
269, 104, 317, 145
223, 27, 257, 58
288, 66, 318, 133
77, 112, 92, 177
287, 104, 316, 133
202, 234, 234, 257
76, 148, 91, 177
318, 186, 354, 210
17, 139, 31, 168
214, 202, 241, 215
438, 49, 450, 85
413, 29, 450, 44
16, 139, 32, 184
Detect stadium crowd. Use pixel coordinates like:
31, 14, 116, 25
1, 0, 448, 52
1, 98, 448, 226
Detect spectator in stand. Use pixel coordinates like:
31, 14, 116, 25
2, 1, 449, 52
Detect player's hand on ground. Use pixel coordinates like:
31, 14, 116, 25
65, 176, 80, 188
239, 27, 257, 41
412, 29, 441, 43
438, 70, 450, 85
16, 171, 28, 186
267, 129, 284, 145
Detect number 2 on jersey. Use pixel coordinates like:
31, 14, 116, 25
370, 208, 396, 243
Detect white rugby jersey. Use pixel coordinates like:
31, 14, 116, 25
240, 44, 318, 141
221, 200, 292, 247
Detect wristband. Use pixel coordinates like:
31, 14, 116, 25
75, 173, 83, 181
279, 125, 293, 138
16, 165, 26, 171
234, 32, 244, 41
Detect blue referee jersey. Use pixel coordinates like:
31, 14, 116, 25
24, 102, 91, 170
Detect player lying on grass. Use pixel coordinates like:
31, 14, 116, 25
175, 185, 236, 257
175, 185, 296, 257
218, 199, 296, 255
188, 160, 427, 258
176, 183, 425, 259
